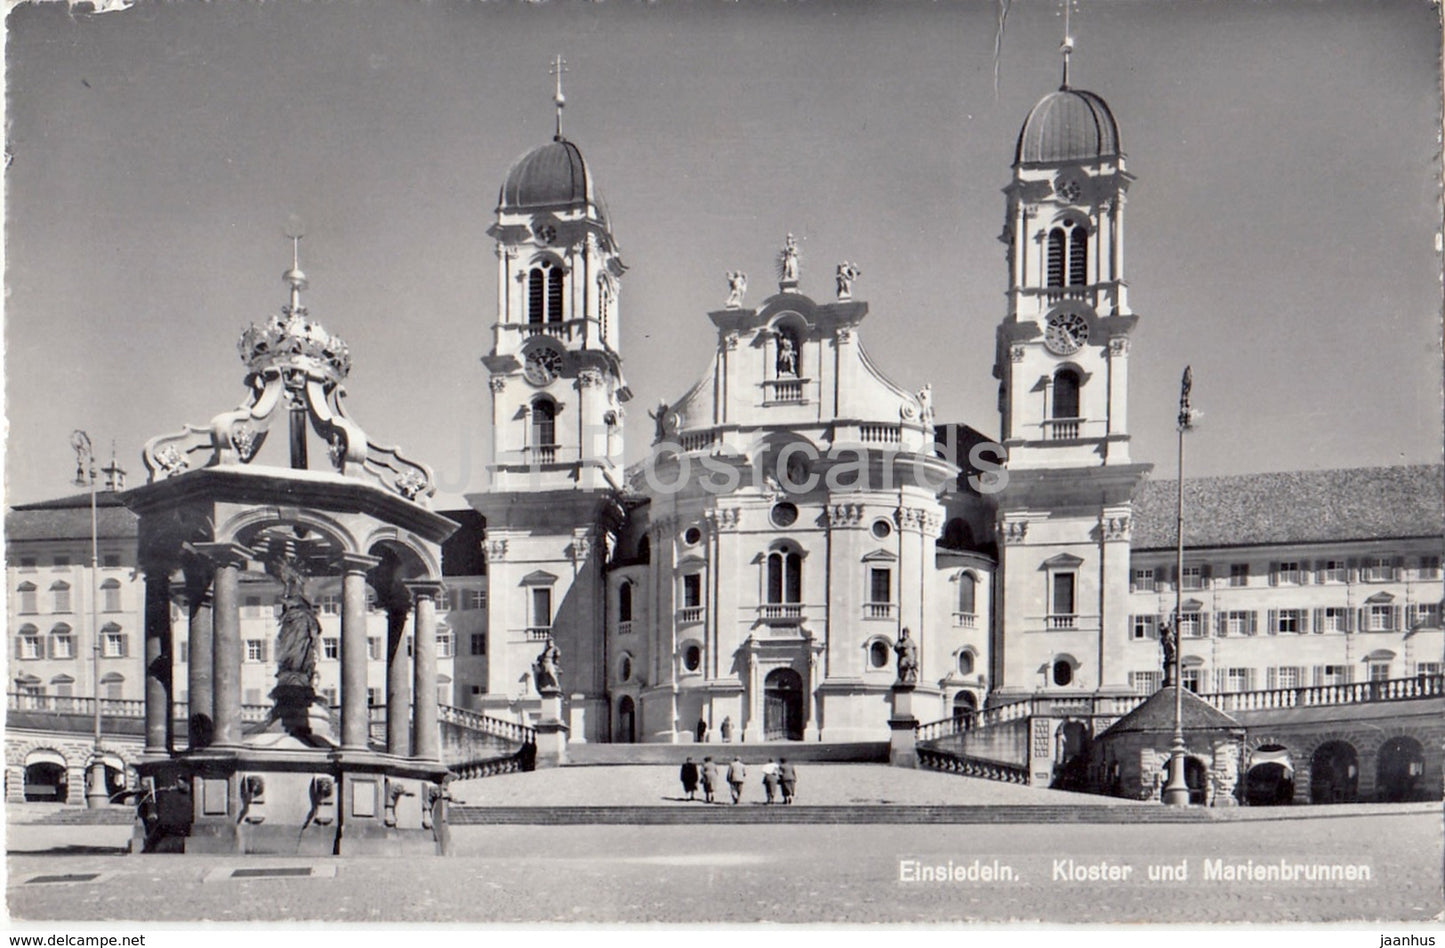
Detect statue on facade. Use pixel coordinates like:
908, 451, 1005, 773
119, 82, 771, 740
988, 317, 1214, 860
725, 270, 748, 309
649, 399, 671, 442
776, 335, 798, 377
917, 383, 934, 425
272, 558, 321, 692
1159, 620, 1177, 686
894, 628, 919, 684
533, 637, 562, 693
778, 233, 800, 284
835, 261, 861, 300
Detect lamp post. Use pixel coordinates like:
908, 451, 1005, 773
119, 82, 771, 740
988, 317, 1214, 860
1162, 367, 1196, 807
71, 430, 108, 809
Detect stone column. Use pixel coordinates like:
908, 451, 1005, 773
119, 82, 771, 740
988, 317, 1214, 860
194, 543, 250, 750
408, 581, 442, 762
803, 642, 821, 742
339, 554, 381, 752
743, 643, 763, 743
888, 682, 917, 768
184, 564, 214, 751
142, 570, 172, 755
385, 606, 411, 756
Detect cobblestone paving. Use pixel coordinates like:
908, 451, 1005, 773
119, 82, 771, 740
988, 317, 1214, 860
450, 763, 1139, 807
8, 811, 1441, 923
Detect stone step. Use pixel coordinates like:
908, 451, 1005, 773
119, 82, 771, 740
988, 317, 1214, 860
565, 741, 888, 766
449, 804, 1212, 825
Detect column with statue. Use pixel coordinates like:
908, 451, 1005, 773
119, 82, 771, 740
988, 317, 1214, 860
531, 637, 569, 768
888, 628, 920, 768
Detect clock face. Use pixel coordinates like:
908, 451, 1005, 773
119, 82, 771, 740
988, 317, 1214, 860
1044, 312, 1089, 355
524, 345, 565, 385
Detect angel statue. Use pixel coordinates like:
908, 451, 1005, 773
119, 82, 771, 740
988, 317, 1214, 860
725, 270, 748, 309
835, 261, 861, 300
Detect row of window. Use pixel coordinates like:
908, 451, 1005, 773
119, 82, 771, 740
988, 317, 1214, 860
1127, 661, 1442, 696
631, 564, 981, 621
14, 554, 123, 570
1131, 603, 1439, 638
14, 624, 127, 660
14, 580, 125, 615
1131, 556, 1441, 593
11, 673, 127, 701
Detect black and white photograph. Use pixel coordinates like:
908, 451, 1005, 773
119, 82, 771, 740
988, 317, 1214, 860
3, 0, 1443, 932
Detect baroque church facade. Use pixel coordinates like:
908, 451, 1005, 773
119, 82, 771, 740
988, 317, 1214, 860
468, 61, 1155, 743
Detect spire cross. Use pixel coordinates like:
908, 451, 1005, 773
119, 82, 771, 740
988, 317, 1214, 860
550, 55, 569, 141
286, 234, 306, 313
1060, 0, 1075, 89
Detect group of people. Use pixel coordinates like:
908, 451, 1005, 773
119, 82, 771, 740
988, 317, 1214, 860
679, 756, 797, 805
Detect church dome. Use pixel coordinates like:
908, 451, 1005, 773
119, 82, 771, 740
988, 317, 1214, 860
1014, 88, 1121, 165
499, 138, 600, 212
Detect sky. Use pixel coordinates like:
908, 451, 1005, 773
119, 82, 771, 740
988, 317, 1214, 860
4, 0, 1441, 509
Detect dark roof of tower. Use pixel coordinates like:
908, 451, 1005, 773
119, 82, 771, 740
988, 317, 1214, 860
498, 138, 600, 213
1130, 464, 1444, 550
1015, 88, 1121, 165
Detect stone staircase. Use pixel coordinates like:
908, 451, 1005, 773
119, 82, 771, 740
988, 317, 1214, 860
565, 741, 887, 766
449, 803, 1223, 825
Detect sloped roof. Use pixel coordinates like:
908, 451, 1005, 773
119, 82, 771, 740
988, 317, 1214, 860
1100, 686, 1241, 737
7, 492, 138, 542
1131, 465, 1443, 550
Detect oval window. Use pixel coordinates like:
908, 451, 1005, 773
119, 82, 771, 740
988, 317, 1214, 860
958, 652, 974, 675
770, 502, 799, 528
869, 640, 890, 669
871, 519, 892, 539
1052, 660, 1073, 687
683, 526, 702, 546
684, 645, 702, 672
620, 656, 633, 682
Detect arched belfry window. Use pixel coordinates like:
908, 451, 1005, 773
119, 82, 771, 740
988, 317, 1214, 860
547, 266, 565, 323
1047, 229, 1065, 288
1046, 220, 1089, 288
531, 399, 556, 448
1069, 226, 1089, 286
528, 260, 566, 324
528, 269, 545, 324
767, 548, 802, 604
1052, 368, 1080, 419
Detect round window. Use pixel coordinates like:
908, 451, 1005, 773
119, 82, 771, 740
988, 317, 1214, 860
868, 640, 890, 669
684, 645, 702, 672
683, 526, 702, 546
770, 502, 799, 528
871, 519, 892, 539
620, 656, 633, 682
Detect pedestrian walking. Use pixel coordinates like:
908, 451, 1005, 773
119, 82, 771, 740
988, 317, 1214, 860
761, 758, 780, 804
726, 756, 747, 805
701, 756, 719, 803
778, 758, 797, 804
680, 756, 700, 801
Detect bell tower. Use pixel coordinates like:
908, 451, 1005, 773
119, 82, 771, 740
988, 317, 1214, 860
482, 56, 629, 494
470, 62, 625, 740
994, 36, 1136, 469
990, 40, 1151, 701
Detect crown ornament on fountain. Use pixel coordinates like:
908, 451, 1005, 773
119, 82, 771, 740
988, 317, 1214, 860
238, 311, 353, 385
238, 247, 352, 385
